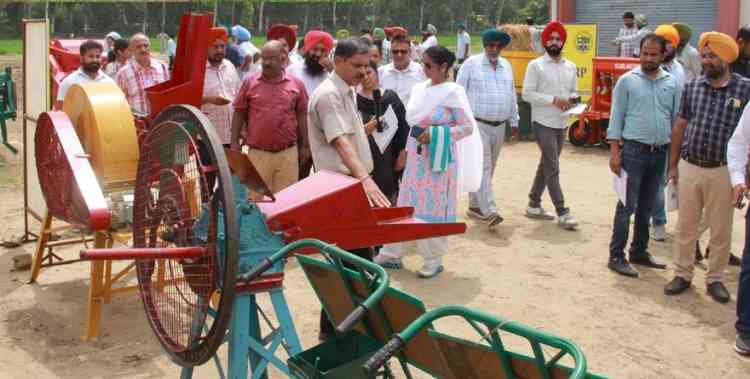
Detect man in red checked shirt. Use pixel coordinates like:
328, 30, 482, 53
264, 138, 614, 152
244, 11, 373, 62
116, 33, 169, 115
230, 40, 310, 195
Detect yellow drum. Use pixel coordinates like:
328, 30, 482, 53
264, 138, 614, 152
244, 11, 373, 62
62, 82, 138, 187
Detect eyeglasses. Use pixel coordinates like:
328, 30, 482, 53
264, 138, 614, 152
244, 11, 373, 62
423, 62, 432, 69
391, 49, 409, 55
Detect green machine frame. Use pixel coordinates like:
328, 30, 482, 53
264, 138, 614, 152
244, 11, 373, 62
0, 66, 17, 154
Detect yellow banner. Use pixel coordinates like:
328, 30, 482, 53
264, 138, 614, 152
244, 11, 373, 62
562, 24, 597, 101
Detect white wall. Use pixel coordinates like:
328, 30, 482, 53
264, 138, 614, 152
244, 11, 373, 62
742, 0, 750, 28
550, 0, 558, 21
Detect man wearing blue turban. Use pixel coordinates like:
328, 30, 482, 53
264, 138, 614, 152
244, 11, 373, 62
457, 28, 519, 228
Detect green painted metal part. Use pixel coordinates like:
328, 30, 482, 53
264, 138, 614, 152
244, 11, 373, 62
0, 66, 17, 154
395, 305, 608, 379
295, 254, 607, 379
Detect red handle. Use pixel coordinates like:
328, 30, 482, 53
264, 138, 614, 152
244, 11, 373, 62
80, 247, 206, 261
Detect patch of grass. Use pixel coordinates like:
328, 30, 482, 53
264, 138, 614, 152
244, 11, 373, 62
0, 40, 22, 55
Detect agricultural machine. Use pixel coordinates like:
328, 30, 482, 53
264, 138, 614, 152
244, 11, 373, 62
568, 57, 640, 147
33, 12, 606, 379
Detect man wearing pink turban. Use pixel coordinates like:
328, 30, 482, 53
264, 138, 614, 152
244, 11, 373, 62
287, 30, 335, 179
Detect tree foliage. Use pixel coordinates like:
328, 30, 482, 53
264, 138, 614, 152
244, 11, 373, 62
0, 0, 550, 39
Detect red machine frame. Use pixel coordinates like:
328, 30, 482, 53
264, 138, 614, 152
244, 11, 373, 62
569, 57, 640, 147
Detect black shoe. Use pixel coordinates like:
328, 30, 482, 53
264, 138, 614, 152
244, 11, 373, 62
608, 258, 639, 278
729, 253, 742, 266
664, 277, 691, 295
707, 282, 730, 303
706, 247, 742, 266
629, 252, 667, 270
736, 334, 750, 355
695, 241, 704, 262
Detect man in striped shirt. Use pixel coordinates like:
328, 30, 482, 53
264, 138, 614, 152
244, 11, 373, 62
116, 33, 169, 115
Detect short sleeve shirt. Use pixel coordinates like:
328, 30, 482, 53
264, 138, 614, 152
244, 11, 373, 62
679, 73, 750, 163
233, 71, 308, 151
57, 68, 116, 101
307, 72, 373, 176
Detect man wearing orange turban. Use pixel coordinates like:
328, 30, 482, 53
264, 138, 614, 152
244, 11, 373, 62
699, 31, 739, 64
665, 30, 750, 303
287, 30, 335, 179
200, 27, 241, 191
208, 26, 228, 46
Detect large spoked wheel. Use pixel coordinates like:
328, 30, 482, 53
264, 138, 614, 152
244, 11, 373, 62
133, 105, 237, 367
568, 120, 589, 147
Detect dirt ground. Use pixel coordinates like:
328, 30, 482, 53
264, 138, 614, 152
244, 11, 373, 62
1, 54, 749, 379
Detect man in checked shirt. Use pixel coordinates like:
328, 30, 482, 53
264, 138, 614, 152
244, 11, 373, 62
116, 33, 170, 115
665, 32, 750, 303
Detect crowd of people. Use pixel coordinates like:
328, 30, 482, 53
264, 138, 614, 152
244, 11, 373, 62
52, 15, 750, 356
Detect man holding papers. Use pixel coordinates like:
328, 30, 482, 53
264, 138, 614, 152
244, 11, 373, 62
605, 34, 682, 278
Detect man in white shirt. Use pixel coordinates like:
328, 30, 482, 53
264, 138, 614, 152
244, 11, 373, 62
456, 23, 471, 63
286, 31, 334, 98
287, 30, 335, 179
201, 27, 241, 147
55, 40, 116, 110
418, 24, 438, 55
458, 29, 519, 227
232, 25, 260, 79
726, 101, 750, 356
378, 35, 427, 105
522, 21, 579, 230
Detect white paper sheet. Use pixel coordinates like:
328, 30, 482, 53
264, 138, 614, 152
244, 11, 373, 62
613, 169, 628, 205
667, 180, 679, 211
562, 103, 587, 117
372, 105, 399, 154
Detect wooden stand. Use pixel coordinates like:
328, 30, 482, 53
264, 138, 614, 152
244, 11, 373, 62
28, 211, 148, 341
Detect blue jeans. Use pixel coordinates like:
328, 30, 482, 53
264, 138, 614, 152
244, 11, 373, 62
609, 141, 667, 260
737, 212, 750, 336
650, 157, 668, 226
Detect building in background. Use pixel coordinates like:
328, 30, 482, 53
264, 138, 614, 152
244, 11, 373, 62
550, 0, 748, 56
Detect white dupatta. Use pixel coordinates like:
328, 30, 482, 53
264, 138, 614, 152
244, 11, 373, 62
406, 80, 483, 193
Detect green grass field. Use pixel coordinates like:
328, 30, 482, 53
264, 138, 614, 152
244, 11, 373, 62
0, 34, 482, 56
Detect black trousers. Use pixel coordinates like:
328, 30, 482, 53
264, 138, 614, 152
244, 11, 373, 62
319, 247, 373, 337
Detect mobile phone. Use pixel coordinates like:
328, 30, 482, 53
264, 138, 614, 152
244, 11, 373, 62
410, 127, 426, 138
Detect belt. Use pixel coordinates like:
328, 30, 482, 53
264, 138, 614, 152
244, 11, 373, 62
475, 117, 507, 127
623, 139, 668, 153
249, 142, 296, 153
682, 154, 727, 168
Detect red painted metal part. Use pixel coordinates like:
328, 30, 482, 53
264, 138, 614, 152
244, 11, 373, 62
146, 13, 212, 119
35, 111, 110, 230
575, 57, 640, 145
80, 247, 206, 261
258, 170, 467, 251
236, 273, 285, 293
